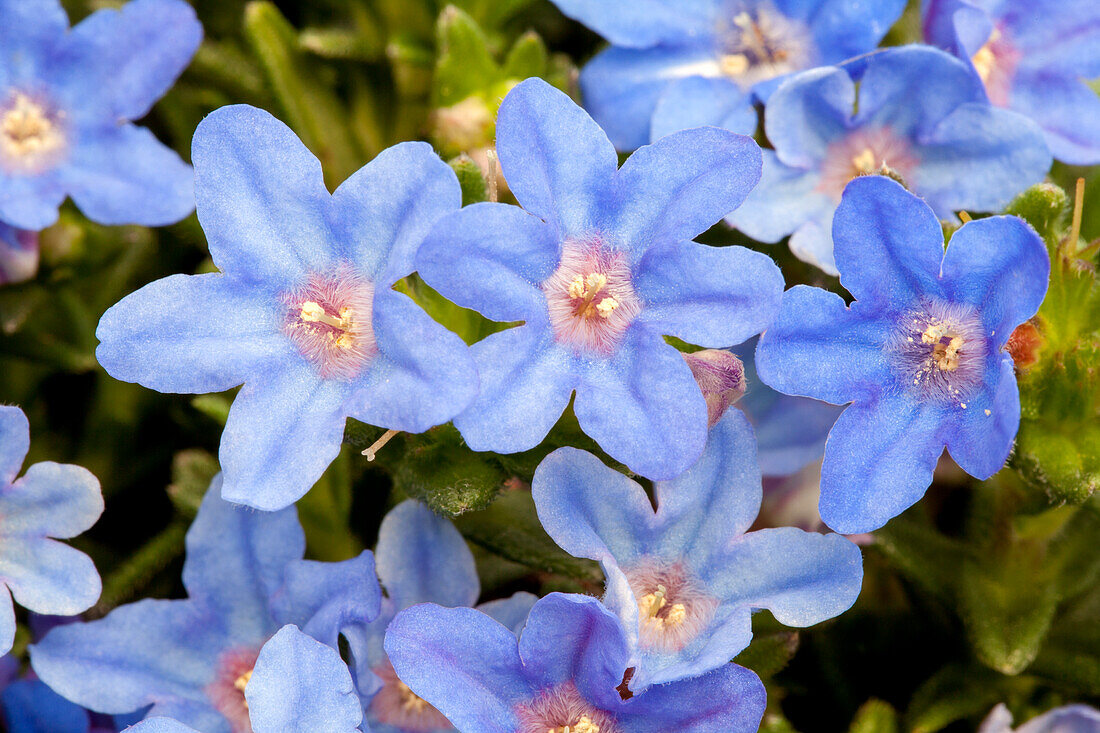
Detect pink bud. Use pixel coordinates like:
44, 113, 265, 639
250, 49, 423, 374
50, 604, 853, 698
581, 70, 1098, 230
683, 349, 747, 427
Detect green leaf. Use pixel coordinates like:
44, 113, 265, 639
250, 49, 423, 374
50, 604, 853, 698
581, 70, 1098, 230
1003, 183, 1069, 243
191, 394, 233, 426
733, 631, 800, 678
299, 27, 386, 61
393, 425, 505, 515
166, 449, 219, 519
847, 699, 899, 733
432, 5, 501, 107
906, 664, 1024, 733
298, 447, 362, 561
502, 30, 548, 80
450, 154, 489, 205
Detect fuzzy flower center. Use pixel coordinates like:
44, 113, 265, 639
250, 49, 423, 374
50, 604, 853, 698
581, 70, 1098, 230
716, 5, 810, 86
819, 128, 918, 198
282, 265, 377, 380
370, 658, 452, 731
970, 28, 1017, 107
515, 682, 619, 733
0, 91, 65, 172
893, 299, 989, 408
542, 238, 641, 354
206, 646, 261, 733
624, 560, 719, 652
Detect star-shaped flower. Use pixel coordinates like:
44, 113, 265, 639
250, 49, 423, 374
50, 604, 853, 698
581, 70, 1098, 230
755, 175, 1050, 533
417, 77, 783, 480
0, 0, 200, 230
532, 410, 863, 689
95, 105, 477, 510
0, 405, 103, 656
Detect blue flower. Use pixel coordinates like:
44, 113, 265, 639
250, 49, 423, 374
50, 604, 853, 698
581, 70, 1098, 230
923, 0, 1100, 165
385, 593, 766, 733
0, 223, 37, 285
532, 410, 863, 689
701, 45, 1051, 274
978, 703, 1100, 733
353, 499, 536, 733
548, 0, 906, 150
755, 175, 1050, 533
0, 405, 103, 656
95, 104, 478, 510
0, 0, 199, 230
30, 477, 382, 732
416, 78, 784, 480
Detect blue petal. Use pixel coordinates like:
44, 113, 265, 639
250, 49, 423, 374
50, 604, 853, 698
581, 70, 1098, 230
941, 215, 1049, 343
0, 406, 29, 485
581, 44, 725, 151
1007, 71, 1100, 166
921, 0, 973, 52
331, 141, 460, 286
617, 663, 765, 732
384, 604, 529, 733
548, 0, 717, 47
944, 358, 1019, 480
453, 326, 577, 453
192, 105, 334, 288
832, 176, 946, 308
95, 273, 287, 395
650, 76, 757, 142
575, 328, 707, 480
246, 625, 362, 733
478, 592, 539, 636
0, 0, 67, 83
805, 0, 907, 64
755, 286, 893, 405
763, 66, 854, 169
914, 103, 1051, 215
53, 0, 201, 121
59, 123, 194, 226
122, 719, 198, 733
633, 240, 783, 348
496, 78, 617, 237
416, 203, 559, 323
1, 679, 89, 733
531, 447, 653, 565
819, 392, 945, 533
345, 289, 477, 434
218, 363, 348, 511
0, 538, 100, 618
181, 477, 301, 641
375, 500, 479, 611
0, 592, 12, 654
0, 171, 66, 231
726, 150, 833, 246
1001, 0, 1100, 77
1016, 704, 1100, 733
610, 127, 762, 257
0, 462, 101, 540
517, 594, 628, 710
270, 552, 381, 649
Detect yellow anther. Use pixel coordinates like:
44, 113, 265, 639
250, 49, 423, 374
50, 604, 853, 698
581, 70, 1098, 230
397, 680, 431, 714
596, 297, 619, 318
665, 603, 687, 627
640, 584, 669, 618
549, 717, 600, 733
733, 11, 754, 29
1, 93, 64, 161
568, 276, 587, 299
851, 148, 878, 174
233, 670, 252, 693
299, 300, 350, 330
585, 272, 607, 293
971, 29, 1001, 85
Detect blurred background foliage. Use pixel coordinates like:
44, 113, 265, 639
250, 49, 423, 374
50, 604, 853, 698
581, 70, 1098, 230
0, 0, 1098, 731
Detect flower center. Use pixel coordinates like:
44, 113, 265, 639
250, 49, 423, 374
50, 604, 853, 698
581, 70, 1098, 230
717, 5, 809, 86
970, 28, 1017, 107
893, 299, 989, 407
542, 237, 641, 355
0, 91, 65, 172
515, 682, 619, 733
206, 647, 261, 733
370, 658, 452, 731
819, 128, 918, 198
282, 265, 377, 380
624, 560, 718, 653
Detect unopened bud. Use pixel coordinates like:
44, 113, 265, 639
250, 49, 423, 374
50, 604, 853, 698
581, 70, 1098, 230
0, 223, 38, 285
683, 349, 747, 427
1007, 320, 1043, 370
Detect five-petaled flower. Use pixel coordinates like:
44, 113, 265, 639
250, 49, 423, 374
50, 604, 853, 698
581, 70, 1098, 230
923, 0, 1100, 164
532, 410, 863, 689
547, 0, 906, 150
0, 405, 103, 656
385, 593, 767, 733
94, 104, 478, 511
417, 77, 784, 480
755, 175, 1050, 534
704, 45, 1051, 275
0, 0, 200, 230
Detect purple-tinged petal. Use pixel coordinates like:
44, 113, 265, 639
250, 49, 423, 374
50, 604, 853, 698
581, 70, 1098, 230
610, 127, 762, 257
384, 604, 530, 733
478, 592, 539, 636
726, 150, 832, 245
0, 591, 12, 654
1016, 704, 1100, 733
548, 0, 717, 48
192, 105, 334, 288
496, 78, 617, 237
755, 286, 893, 405
806, 0, 907, 64
218, 363, 348, 511
819, 392, 944, 534
416, 203, 559, 323
271, 552, 381, 649
454, 326, 577, 454
0, 406, 29, 486
124, 719, 198, 733
0, 539, 100, 618
54, 0, 201, 121
0, 172, 66, 231
634, 240, 783, 348
650, 76, 757, 142
617, 663, 765, 733
1001, 0, 1100, 75
922, 0, 975, 52
246, 625, 362, 733
0, 0, 67, 79
1008, 72, 1100, 166
0, 223, 38, 285
575, 328, 707, 480
832, 176, 946, 308
346, 289, 477, 434
944, 358, 1019, 480
0, 462, 101, 538
375, 500, 479, 611
941, 215, 1049, 343
95, 273, 287, 395
1, 678, 90, 733
764, 66, 854, 169
331, 141, 459, 286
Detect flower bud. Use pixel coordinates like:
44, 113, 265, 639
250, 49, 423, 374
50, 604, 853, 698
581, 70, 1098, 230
683, 349, 747, 427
